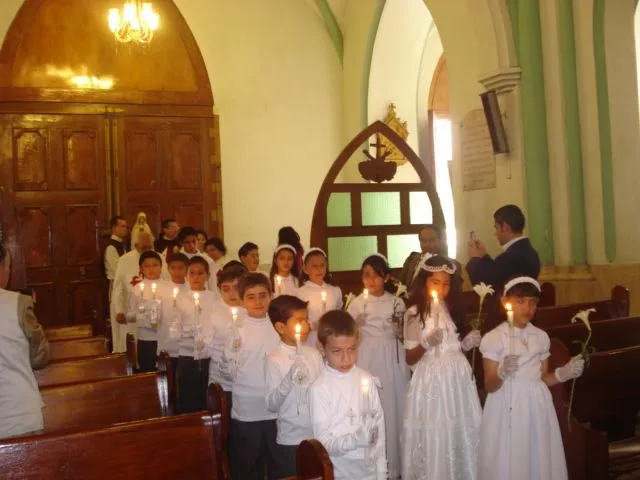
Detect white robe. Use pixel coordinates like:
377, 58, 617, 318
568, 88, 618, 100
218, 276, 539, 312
309, 364, 387, 480
110, 250, 142, 353
347, 292, 408, 479
157, 282, 188, 356
297, 281, 343, 347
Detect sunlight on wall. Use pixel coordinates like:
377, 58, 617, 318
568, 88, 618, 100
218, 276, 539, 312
433, 116, 455, 258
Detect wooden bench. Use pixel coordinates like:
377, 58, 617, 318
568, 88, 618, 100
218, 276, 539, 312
39, 357, 175, 435
45, 324, 93, 341
548, 339, 609, 480
296, 439, 334, 480
0, 412, 228, 479
49, 336, 108, 361
34, 353, 132, 388
546, 316, 640, 356
533, 285, 629, 329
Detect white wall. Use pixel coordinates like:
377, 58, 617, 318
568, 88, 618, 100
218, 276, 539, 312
0, 0, 344, 263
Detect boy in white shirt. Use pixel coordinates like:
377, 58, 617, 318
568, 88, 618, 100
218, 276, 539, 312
265, 294, 323, 477
159, 252, 189, 376
228, 272, 280, 480
309, 310, 387, 480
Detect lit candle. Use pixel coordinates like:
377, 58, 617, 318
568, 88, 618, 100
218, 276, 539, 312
151, 282, 157, 299
321, 290, 327, 312
505, 302, 515, 355
295, 323, 302, 355
172, 287, 178, 306
139, 282, 145, 298
361, 377, 370, 417
193, 292, 200, 314
431, 290, 440, 357
275, 275, 282, 295
231, 307, 238, 323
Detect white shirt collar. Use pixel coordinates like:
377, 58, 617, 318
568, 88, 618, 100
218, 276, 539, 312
110, 234, 123, 242
502, 236, 527, 252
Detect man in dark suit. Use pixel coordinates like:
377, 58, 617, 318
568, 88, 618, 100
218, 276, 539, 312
398, 225, 462, 291
466, 204, 541, 328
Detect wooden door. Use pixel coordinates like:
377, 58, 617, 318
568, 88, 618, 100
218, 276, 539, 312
114, 116, 216, 235
0, 114, 108, 331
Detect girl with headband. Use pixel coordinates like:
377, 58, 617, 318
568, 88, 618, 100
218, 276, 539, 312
346, 253, 408, 479
478, 276, 584, 480
269, 244, 300, 298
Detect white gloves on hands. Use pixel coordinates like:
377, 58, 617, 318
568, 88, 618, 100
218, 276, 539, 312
420, 328, 444, 350
282, 358, 309, 391
354, 313, 367, 326
498, 354, 519, 379
353, 417, 377, 449
460, 330, 482, 352
555, 354, 585, 382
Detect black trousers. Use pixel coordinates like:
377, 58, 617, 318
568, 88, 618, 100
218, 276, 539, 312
137, 339, 157, 372
230, 418, 281, 480
274, 443, 297, 478
176, 356, 210, 414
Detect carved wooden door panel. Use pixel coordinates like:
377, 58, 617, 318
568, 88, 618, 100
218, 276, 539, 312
0, 114, 107, 331
114, 116, 216, 235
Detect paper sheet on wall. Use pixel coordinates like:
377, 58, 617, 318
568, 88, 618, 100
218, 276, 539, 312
461, 109, 496, 191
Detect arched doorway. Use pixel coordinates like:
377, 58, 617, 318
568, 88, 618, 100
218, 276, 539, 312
0, 0, 221, 332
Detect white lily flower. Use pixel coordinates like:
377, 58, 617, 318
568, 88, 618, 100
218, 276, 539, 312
395, 283, 407, 298
343, 293, 355, 311
472, 283, 495, 303
571, 308, 595, 332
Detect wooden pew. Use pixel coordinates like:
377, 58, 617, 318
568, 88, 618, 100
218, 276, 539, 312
45, 324, 93, 341
0, 413, 228, 479
49, 336, 108, 361
207, 383, 231, 480
296, 439, 334, 480
546, 316, 640, 356
39, 357, 174, 435
34, 353, 132, 388
548, 339, 609, 480
533, 285, 629, 329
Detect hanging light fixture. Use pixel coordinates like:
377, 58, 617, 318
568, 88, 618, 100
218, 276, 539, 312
108, 2, 159, 45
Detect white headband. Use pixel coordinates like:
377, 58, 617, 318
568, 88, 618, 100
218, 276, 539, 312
303, 247, 326, 262
274, 244, 296, 256
503, 276, 541, 295
366, 252, 389, 264
420, 255, 457, 274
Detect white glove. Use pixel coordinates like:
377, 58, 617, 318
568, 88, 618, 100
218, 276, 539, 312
281, 358, 308, 392
460, 330, 482, 352
498, 354, 519, 379
218, 351, 236, 382
420, 328, 443, 350
555, 354, 585, 382
354, 313, 367, 326
353, 418, 375, 448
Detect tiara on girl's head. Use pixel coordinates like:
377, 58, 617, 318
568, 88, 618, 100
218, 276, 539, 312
365, 252, 389, 264
420, 255, 457, 274
303, 247, 326, 262
274, 244, 296, 255
503, 276, 540, 295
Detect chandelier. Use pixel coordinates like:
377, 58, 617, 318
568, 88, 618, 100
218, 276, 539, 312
108, 2, 159, 45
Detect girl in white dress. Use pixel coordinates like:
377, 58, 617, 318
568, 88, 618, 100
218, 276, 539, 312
478, 277, 585, 480
403, 255, 482, 480
347, 253, 408, 479
269, 244, 300, 298
297, 248, 342, 347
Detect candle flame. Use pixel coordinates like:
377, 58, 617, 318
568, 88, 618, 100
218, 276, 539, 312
140, 283, 145, 291
321, 290, 327, 301
172, 287, 178, 297
151, 282, 157, 291
361, 377, 370, 392
505, 303, 512, 312
430, 290, 438, 300
363, 288, 369, 297
193, 292, 200, 302
295, 323, 302, 334
231, 307, 238, 316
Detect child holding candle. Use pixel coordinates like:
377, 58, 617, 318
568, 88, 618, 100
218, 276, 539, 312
175, 256, 217, 413
309, 310, 387, 480
478, 276, 585, 480
127, 251, 166, 372
346, 253, 408, 480
297, 248, 342, 347
208, 265, 246, 414
228, 272, 281, 480
269, 244, 300, 298
403, 255, 482, 479
265, 295, 323, 477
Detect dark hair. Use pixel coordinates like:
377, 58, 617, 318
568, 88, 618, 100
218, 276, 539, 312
406, 255, 463, 329
178, 226, 198, 243
0, 243, 7, 265
223, 260, 246, 271
238, 242, 258, 258
167, 252, 189, 266
187, 255, 210, 274
217, 265, 246, 287
161, 218, 177, 230
268, 294, 308, 327
196, 230, 208, 240
269, 245, 300, 288
238, 271, 272, 297
361, 255, 395, 293
419, 224, 441, 238
299, 248, 334, 285
205, 237, 227, 255
278, 226, 303, 253
139, 250, 162, 268
110, 215, 125, 228
317, 310, 359, 346
494, 204, 525, 234
503, 277, 541, 298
